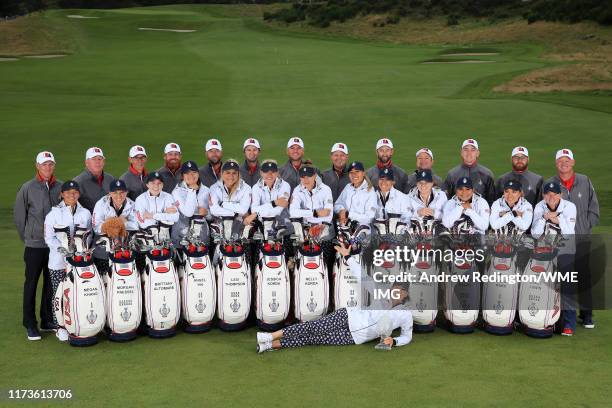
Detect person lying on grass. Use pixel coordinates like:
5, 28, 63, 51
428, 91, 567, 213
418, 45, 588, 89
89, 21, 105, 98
256, 244, 413, 353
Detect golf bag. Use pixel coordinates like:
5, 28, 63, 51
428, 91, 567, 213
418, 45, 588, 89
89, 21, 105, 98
482, 225, 522, 335
332, 223, 369, 310
178, 215, 216, 333
141, 222, 181, 338
405, 217, 439, 333
212, 216, 252, 331
53, 226, 106, 346
290, 218, 329, 322
518, 224, 562, 338
254, 217, 290, 330
97, 233, 142, 342
443, 218, 481, 333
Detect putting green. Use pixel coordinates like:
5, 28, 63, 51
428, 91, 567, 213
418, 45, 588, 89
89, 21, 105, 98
0, 5, 610, 407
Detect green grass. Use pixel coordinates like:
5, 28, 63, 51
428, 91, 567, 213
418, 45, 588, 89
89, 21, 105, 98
0, 5, 610, 407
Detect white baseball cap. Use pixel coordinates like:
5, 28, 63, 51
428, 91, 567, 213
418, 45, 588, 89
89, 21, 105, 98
556, 148, 574, 160
287, 137, 304, 149
461, 138, 479, 150
511, 146, 529, 157
243, 138, 260, 150
331, 142, 348, 154
129, 145, 147, 158
205, 138, 222, 152
376, 138, 393, 150
36, 151, 55, 164
85, 147, 104, 160
415, 147, 434, 160
164, 142, 181, 154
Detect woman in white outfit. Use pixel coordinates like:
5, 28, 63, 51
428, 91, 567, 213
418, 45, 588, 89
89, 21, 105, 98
171, 160, 210, 245
44, 180, 91, 342
256, 244, 413, 352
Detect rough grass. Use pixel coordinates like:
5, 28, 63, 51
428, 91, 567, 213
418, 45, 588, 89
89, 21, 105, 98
0, 11, 80, 57
263, 12, 612, 94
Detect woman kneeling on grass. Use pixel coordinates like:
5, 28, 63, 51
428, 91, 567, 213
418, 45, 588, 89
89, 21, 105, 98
256, 244, 413, 353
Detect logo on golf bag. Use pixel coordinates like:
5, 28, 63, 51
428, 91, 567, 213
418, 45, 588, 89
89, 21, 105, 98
87, 303, 97, 324
63, 288, 72, 325
495, 299, 504, 314
121, 307, 131, 322
160, 300, 170, 318
347, 297, 357, 308
528, 303, 538, 317
269, 298, 279, 312
230, 299, 241, 313
416, 298, 426, 313
195, 299, 206, 313
307, 297, 317, 312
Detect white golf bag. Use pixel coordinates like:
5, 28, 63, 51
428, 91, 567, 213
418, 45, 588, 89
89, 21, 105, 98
518, 225, 562, 338
213, 216, 251, 331
405, 217, 439, 332
482, 225, 522, 335
290, 218, 329, 322
178, 215, 216, 333
53, 226, 106, 346
97, 233, 142, 342
443, 218, 481, 333
254, 217, 290, 330
332, 223, 369, 310
141, 222, 181, 338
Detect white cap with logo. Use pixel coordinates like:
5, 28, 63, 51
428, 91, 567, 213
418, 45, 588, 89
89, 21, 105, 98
511, 146, 529, 157
287, 137, 304, 149
556, 148, 574, 160
243, 138, 261, 150
164, 142, 181, 154
461, 138, 479, 150
205, 139, 222, 152
331, 142, 348, 154
36, 151, 55, 164
376, 138, 393, 150
129, 145, 147, 158
415, 147, 434, 160
85, 147, 104, 160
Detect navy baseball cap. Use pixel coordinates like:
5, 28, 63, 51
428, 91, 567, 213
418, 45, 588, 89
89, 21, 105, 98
61, 180, 80, 192
543, 181, 561, 194
261, 161, 278, 173
348, 161, 365, 172
456, 177, 473, 189
416, 169, 433, 183
221, 161, 239, 172
503, 179, 522, 191
181, 160, 199, 174
146, 172, 163, 183
299, 166, 316, 177
109, 179, 127, 192
378, 167, 394, 181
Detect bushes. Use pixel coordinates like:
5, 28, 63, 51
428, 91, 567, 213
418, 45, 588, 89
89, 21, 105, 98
263, 0, 612, 27
526, 0, 612, 26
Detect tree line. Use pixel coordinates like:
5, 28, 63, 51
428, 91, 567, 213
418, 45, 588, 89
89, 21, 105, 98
264, 0, 612, 28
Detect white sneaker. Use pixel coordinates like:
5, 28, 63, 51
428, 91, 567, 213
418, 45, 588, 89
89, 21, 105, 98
55, 328, 69, 342
257, 332, 273, 344
257, 341, 273, 354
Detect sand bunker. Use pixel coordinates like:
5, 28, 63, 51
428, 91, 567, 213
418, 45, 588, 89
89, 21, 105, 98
442, 52, 499, 56
67, 15, 100, 19
0, 57, 18, 61
422, 60, 496, 64
24, 54, 67, 59
138, 27, 196, 33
